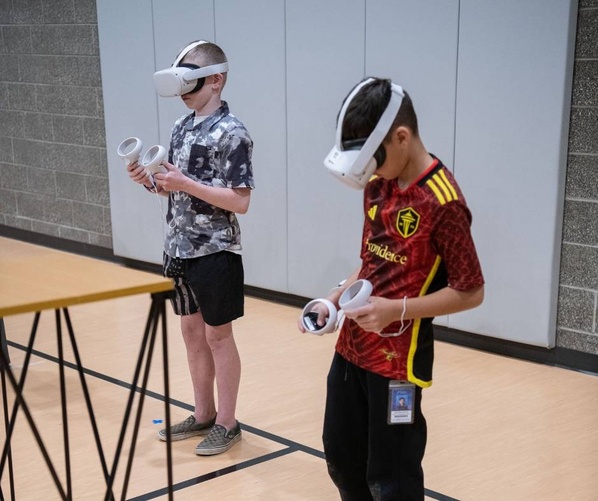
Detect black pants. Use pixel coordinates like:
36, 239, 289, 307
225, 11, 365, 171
323, 353, 427, 501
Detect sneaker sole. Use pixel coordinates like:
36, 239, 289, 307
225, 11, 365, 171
195, 432, 242, 456
158, 428, 212, 442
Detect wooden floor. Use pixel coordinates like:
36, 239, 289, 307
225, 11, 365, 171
1, 294, 597, 500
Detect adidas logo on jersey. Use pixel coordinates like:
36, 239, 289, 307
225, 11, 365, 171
368, 205, 378, 220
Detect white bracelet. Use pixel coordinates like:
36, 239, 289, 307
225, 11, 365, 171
400, 295, 407, 323
378, 296, 411, 338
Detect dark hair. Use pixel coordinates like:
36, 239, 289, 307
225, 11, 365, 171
340, 78, 419, 142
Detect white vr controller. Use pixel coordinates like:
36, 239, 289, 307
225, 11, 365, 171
301, 298, 338, 335
117, 137, 167, 175
301, 279, 373, 336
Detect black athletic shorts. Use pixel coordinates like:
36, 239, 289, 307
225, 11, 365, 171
163, 251, 244, 326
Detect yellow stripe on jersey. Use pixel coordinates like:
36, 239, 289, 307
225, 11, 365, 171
438, 169, 458, 200
426, 179, 446, 205
407, 255, 442, 388
427, 170, 459, 205
432, 173, 453, 202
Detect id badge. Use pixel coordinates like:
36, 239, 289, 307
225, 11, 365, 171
387, 380, 415, 425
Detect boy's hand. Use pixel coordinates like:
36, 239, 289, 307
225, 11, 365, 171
297, 301, 332, 333
343, 296, 399, 333
153, 161, 187, 192
126, 160, 151, 185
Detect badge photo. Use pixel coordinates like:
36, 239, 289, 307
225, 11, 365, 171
387, 380, 415, 425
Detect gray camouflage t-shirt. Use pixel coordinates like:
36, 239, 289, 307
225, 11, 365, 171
164, 101, 254, 258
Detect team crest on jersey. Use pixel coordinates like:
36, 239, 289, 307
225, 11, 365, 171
396, 207, 420, 238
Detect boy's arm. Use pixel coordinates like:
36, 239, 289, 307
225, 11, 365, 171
153, 161, 251, 213
403, 285, 484, 319
343, 284, 484, 334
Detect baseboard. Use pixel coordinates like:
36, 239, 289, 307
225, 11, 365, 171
0, 225, 118, 263
2, 225, 596, 376
244, 285, 310, 309
434, 326, 598, 376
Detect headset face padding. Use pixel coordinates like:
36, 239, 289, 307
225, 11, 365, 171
373, 144, 386, 167
342, 138, 387, 169
177, 63, 205, 94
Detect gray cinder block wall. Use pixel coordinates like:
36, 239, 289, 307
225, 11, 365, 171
557, 0, 598, 356
0, 0, 110, 248
0, 0, 596, 357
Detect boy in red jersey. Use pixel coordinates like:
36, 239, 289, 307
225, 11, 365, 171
300, 78, 484, 500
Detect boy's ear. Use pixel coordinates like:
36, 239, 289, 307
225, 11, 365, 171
394, 126, 411, 144
211, 72, 225, 88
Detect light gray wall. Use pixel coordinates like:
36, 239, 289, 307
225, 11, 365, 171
448, 0, 577, 344
0, 0, 597, 354
96, 0, 575, 348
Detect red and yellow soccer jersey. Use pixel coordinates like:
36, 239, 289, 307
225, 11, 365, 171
335, 157, 484, 387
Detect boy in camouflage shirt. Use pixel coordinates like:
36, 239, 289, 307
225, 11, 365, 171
127, 40, 254, 455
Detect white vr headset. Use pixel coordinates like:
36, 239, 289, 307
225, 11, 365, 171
324, 78, 404, 189
153, 40, 229, 97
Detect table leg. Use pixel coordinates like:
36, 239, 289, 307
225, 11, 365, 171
1, 292, 174, 501
0, 313, 68, 500
62, 308, 111, 486
0, 361, 14, 501
0, 319, 14, 501
104, 291, 173, 501
56, 309, 73, 500
0, 320, 8, 365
